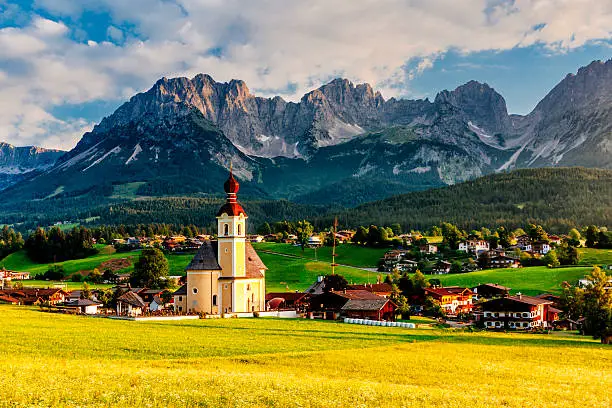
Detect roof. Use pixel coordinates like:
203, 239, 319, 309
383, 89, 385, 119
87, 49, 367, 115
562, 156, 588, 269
346, 283, 393, 293
332, 290, 382, 300
245, 242, 266, 278
186, 241, 222, 271
505, 295, 552, 306
265, 292, 307, 301
173, 284, 187, 296
425, 286, 473, 297
224, 170, 240, 194
473, 283, 511, 291
341, 298, 391, 311
117, 291, 146, 308
216, 202, 246, 217
0, 295, 19, 303
64, 299, 101, 307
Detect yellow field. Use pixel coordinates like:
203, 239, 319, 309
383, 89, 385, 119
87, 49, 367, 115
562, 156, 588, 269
1, 306, 610, 407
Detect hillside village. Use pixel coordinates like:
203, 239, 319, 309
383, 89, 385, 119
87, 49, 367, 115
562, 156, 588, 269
1, 170, 610, 341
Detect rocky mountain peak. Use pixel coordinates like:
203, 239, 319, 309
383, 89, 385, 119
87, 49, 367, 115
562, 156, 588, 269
435, 80, 511, 134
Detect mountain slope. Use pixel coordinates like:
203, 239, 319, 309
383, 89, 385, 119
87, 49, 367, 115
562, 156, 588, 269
330, 167, 612, 232
0, 143, 64, 191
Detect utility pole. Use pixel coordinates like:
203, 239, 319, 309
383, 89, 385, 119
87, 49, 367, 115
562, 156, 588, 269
331, 217, 338, 276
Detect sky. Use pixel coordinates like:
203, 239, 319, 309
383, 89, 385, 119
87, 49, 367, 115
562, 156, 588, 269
0, 0, 611, 151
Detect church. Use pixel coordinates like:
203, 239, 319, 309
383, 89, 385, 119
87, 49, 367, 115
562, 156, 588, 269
173, 169, 267, 315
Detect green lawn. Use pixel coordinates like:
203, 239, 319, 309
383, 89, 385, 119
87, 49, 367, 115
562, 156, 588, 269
578, 247, 612, 266
19, 280, 115, 290
253, 242, 388, 268
259, 252, 378, 292
0, 306, 609, 407
431, 266, 593, 295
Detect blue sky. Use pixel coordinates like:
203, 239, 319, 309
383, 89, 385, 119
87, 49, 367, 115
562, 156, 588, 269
1, 0, 611, 150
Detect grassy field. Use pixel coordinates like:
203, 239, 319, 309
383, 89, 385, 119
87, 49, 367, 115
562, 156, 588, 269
0, 307, 609, 407
432, 266, 593, 295
253, 242, 387, 268
578, 247, 612, 266
0, 248, 193, 277
259, 252, 376, 292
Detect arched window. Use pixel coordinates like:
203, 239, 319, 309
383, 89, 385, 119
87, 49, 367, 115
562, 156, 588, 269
238, 224, 242, 236
212, 295, 217, 306
224, 224, 229, 236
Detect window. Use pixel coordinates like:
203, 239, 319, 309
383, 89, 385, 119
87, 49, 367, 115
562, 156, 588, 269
178, 307, 182, 312
224, 284, 228, 289
192, 288, 198, 294
178, 296, 182, 301
247, 284, 251, 291
224, 224, 229, 236
238, 224, 242, 235
224, 248, 229, 253
212, 295, 217, 306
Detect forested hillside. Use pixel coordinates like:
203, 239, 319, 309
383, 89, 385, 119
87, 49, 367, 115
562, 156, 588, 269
328, 168, 612, 232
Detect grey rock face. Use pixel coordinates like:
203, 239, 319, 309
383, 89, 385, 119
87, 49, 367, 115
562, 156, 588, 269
0, 143, 64, 190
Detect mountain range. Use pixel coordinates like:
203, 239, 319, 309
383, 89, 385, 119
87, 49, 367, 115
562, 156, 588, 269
0, 143, 64, 191
1, 59, 611, 215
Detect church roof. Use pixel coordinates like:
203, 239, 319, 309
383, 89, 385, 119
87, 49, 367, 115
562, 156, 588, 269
185, 240, 222, 271
245, 242, 267, 278
216, 202, 246, 217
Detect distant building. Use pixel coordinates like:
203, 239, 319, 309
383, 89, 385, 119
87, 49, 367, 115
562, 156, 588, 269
307, 236, 322, 248
423, 287, 473, 314
432, 261, 452, 275
532, 241, 551, 255
458, 240, 490, 254
310, 289, 396, 321
480, 293, 559, 330
64, 298, 102, 314
172, 285, 187, 313
488, 255, 520, 269
419, 244, 438, 254
346, 283, 393, 298
471, 283, 510, 300
116, 291, 147, 316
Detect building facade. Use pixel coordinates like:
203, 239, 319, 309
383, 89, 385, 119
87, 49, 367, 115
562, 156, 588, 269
480, 294, 557, 330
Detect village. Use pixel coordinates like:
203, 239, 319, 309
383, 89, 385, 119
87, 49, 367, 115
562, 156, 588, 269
1, 169, 608, 337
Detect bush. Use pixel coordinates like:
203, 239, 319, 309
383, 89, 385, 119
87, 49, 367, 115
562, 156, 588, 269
71, 274, 83, 282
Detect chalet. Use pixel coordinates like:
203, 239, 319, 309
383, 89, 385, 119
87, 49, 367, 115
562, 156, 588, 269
419, 244, 438, 254
172, 285, 187, 313
471, 283, 510, 300
516, 234, 531, 250
423, 286, 473, 314
0, 270, 30, 280
307, 236, 322, 248
432, 261, 452, 275
535, 293, 562, 308
265, 292, 309, 309
66, 290, 99, 303
249, 235, 264, 243
310, 289, 396, 321
347, 283, 393, 298
548, 235, 562, 245
0, 288, 68, 305
397, 259, 418, 272
488, 255, 520, 269
532, 241, 551, 255
480, 293, 558, 330
458, 240, 490, 254
139, 289, 166, 303
116, 291, 147, 316
64, 298, 102, 314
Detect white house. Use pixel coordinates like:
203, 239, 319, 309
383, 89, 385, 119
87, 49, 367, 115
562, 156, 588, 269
458, 240, 490, 254
64, 299, 102, 314
308, 236, 322, 248
149, 296, 167, 312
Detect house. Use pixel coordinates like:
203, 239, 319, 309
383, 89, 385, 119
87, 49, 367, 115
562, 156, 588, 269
423, 287, 473, 315
116, 291, 147, 316
535, 293, 562, 308
488, 255, 520, 268
139, 289, 166, 303
304, 276, 327, 295
64, 298, 102, 314
310, 289, 396, 321
249, 235, 264, 243
397, 259, 418, 272
419, 244, 438, 254
532, 240, 551, 255
149, 296, 167, 312
341, 298, 397, 321
432, 261, 452, 275
172, 285, 187, 313
346, 283, 393, 298
480, 293, 558, 330
458, 240, 490, 254
548, 235, 562, 245
66, 290, 99, 303
516, 235, 531, 251
471, 283, 510, 300
0, 288, 68, 305
265, 292, 309, 309
307, 236, 322, 248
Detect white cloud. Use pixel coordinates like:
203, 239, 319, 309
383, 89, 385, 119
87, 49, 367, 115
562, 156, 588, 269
2, 0, 612, 150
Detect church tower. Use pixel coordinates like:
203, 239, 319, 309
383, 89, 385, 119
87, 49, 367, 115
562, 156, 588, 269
183, 167, 266, 315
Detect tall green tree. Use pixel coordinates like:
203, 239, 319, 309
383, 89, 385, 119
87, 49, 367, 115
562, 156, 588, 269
131, 248, 169, 288
584, 225, 599, 248
295, 220, 314, 251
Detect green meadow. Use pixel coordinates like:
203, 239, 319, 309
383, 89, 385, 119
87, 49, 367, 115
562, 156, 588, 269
0, 307, 609, 408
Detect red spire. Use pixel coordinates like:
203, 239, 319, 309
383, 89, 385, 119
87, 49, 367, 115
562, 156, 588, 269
217, 164, 246, 217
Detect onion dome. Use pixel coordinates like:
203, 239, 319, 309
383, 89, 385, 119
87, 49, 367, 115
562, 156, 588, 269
224, 170, 240, 194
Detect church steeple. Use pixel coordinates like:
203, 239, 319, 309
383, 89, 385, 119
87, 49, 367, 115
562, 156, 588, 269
217, 166, 246, 217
